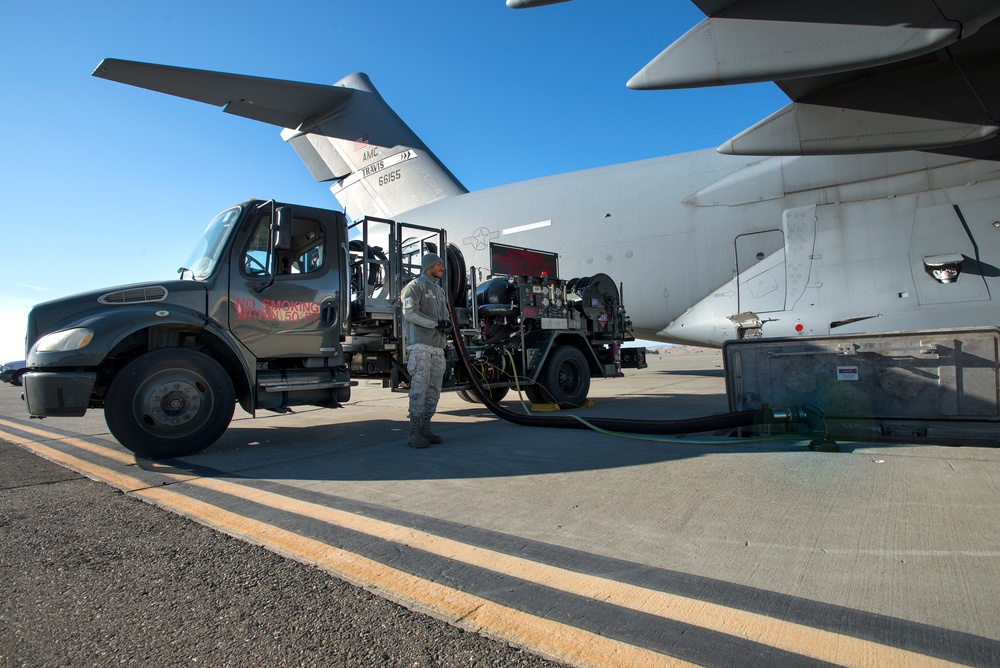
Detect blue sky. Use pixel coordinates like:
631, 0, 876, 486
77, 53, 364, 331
0, 0, 788, 362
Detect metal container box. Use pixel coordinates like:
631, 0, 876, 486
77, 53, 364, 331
723, 328, 1000, 440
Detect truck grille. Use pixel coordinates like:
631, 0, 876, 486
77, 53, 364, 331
98, 286, 169, 304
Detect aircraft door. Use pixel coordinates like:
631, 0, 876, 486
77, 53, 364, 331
735, 230, 785, 314
228, 209, 344, 359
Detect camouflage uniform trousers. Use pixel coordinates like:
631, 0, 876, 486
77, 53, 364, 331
406, 344, 447, 420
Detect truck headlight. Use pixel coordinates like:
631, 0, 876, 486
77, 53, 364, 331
34, 328, 94, 353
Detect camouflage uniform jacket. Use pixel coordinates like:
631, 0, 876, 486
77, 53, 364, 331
401, 273, 449, 349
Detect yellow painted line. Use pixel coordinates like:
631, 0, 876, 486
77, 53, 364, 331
0, 423, 968, 667
0, 426, 688, 668
0, 418, 199, 485
0, 418, 134, 464
136, 486, 690, 668
183, 475, 963, 668
0, 426, 157, 493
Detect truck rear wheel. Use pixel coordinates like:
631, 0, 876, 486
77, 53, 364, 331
536, 345, 590, 408
105, 349, 235, 459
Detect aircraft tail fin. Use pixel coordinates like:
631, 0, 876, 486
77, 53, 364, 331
93, 59, 467, 220
281, 72, 467, 220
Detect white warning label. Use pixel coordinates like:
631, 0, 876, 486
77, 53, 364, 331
837, 366, 859, 381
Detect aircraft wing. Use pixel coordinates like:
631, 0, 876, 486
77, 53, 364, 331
94, 58, 468, 220
93, 59, 353, 130
626, 1, 1000, 159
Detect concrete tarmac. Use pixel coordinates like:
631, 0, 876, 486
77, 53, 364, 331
2, 349, 999, 666
0, 441, 559, 667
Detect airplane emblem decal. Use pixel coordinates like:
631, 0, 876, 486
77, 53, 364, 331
464, 226, 500, 251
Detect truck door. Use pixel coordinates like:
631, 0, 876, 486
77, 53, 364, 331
228, 207, 345, 360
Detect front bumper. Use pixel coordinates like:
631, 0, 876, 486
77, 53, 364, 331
23, 371, 97, 417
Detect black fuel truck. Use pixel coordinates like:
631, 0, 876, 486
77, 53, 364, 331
21, 199, 641, 458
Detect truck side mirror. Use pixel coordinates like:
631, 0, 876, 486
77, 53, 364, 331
274, 206, 293, 251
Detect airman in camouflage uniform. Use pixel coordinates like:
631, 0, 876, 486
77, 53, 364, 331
401, 253, 452, 448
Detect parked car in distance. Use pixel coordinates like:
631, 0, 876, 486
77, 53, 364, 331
1, 360, 26, 386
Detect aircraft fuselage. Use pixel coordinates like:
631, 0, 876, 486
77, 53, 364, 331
401, 149, 1000, 345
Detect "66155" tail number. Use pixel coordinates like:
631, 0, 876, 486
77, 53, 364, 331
378, 169, 401, 187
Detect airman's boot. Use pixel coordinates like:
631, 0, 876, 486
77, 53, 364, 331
408, 418, 429, 448
419, 417, 443, 444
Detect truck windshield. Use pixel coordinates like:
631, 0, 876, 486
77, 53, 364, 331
181, 206, 242, 280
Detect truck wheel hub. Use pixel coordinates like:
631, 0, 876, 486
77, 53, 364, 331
148, 381, 202, 425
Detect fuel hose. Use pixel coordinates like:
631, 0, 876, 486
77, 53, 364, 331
447, 300, 781, 436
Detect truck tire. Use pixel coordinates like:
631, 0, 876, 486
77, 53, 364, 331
523, 383, 545, 405
536, 345, 590, 409
457, 386, 509, 404
105, 349, 235, 459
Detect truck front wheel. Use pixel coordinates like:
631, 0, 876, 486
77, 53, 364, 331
105, 349, 235, 458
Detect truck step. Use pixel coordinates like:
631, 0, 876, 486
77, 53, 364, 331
261, 380, 357, 393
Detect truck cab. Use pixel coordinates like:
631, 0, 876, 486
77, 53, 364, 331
24, 199, 352, 457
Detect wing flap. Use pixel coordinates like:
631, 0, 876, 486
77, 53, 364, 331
505, 0, 571, 7
628, 17, 958, 90
634, 1, 1000, 159
92, 58, 353, 129
718, 103, 1000, 156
